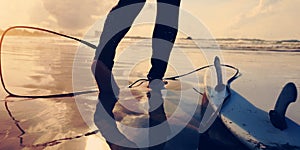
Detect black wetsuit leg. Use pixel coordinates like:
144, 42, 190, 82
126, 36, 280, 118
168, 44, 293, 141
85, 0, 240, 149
147, 0, 181, 81
95, 0, 146, 70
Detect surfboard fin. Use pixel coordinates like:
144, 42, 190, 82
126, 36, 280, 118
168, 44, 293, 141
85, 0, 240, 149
214, 56, 226, 92
269, 82, 298, 130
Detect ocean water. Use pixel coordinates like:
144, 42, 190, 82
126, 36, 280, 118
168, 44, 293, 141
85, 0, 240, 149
0, 32, 300, 149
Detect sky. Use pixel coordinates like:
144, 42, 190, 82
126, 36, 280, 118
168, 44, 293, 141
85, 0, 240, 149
1, 0, 300, 40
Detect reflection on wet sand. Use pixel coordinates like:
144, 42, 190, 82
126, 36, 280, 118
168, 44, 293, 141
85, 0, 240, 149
94, 80, 173, 149
1, 34, 78, 96
0, 96, 109, 149
1, 92, 248, 150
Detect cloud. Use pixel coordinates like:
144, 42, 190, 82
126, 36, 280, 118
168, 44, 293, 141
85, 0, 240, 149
34, 0, 116, 32
224, 0, 300, 39
249, 0, 280, 16
0, 0, 39, 28
230, 0, 280, 29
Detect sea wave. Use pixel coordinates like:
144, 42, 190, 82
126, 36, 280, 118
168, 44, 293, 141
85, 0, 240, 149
118, 37, 300, 52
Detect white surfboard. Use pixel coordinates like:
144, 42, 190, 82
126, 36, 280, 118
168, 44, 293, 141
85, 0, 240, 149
220, 88, 300, 149
210, 56, 300, 149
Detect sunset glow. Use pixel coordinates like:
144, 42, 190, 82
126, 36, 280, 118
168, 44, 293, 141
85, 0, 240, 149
1, 0, 300, 40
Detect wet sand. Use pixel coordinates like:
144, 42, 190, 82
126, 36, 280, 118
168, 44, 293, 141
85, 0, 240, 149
0, 34, 299, 149
0, 88, 248, 150
0, 95, 110, 149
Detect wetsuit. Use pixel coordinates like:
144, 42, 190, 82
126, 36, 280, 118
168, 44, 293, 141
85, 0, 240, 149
94, 0, 181, 81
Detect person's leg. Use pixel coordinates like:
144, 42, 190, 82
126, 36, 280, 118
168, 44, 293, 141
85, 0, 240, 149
94, 0, 146, 71
147, 1, 181, 149
92, 1, 145, 149
92, 0, 146, 106
147, 0, 181, 81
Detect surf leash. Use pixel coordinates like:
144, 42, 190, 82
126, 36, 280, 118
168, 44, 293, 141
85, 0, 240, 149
128, 64, 241, 90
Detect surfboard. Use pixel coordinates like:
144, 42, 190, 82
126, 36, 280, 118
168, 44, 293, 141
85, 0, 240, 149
220, 87, 300, 150
209, 57, 300, 149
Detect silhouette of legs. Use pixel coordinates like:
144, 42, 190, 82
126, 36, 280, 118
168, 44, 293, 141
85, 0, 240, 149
147, 2, 181, 147
94, 0, 146, 70
92, 0, 181, 149
148, 0, 181, 81
94, 0, 181, 80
